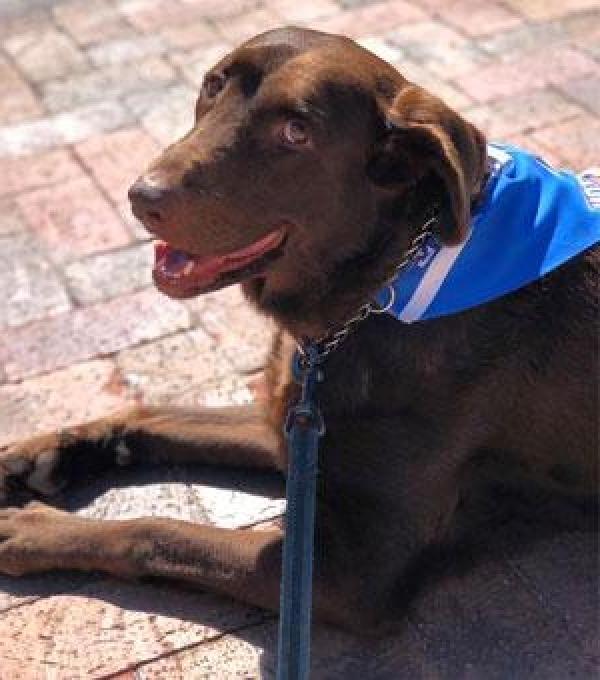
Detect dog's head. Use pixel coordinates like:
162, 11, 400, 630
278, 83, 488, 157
129, 27, 486, 336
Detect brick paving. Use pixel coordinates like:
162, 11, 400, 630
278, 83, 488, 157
0, 0, 598, 677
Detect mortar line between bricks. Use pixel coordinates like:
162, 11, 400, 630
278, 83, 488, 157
546, 82, 598, 123
69, 140, 142, 242
0, 207, 80, 317
550, 82, 599, 122
96, 615, 277, 680
0, 45, 52, 121
25, 20, 97, 100
0, 316, 197, 386
379, 18, 482, 105
103, 0, 153, 43
0, 572, 107, 615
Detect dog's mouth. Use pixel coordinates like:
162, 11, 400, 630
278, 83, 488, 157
152, 227, 287, 298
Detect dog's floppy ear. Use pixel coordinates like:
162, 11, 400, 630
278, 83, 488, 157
368, 84, 486, 244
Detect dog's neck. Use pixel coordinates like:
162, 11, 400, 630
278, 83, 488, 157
242, 204, 441, 343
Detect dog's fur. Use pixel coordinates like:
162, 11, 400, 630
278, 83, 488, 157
0, 28, 597, 633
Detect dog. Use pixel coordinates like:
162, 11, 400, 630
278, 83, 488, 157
0, 27, 597, 635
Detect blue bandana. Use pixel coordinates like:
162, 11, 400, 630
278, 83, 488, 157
376, 144, 600, 322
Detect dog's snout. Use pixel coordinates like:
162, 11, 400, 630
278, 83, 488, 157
128, 176, 175, 226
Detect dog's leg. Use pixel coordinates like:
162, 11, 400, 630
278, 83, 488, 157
0, 502, 364, 630
0, 404, 284, 503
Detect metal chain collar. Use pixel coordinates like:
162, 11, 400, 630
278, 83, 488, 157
298, 212, 439, 364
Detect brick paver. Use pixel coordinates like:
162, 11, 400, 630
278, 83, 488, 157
0, 55, 43, 126
74, 127, 160, 203
16, 175, 131, 261
0, 0, 598, 676
455, 46, 597, 103
53, 0, 134, 46
3, 27, 88, 83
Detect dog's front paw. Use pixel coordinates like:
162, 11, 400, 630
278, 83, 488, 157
0, 502, 74, 576
0, 433, 67, 505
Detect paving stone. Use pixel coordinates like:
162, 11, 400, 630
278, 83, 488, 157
455, 47, 597, 103
87, 34, 168, 67
197, 373, 257, 409
128, 83, 200, 143
198, 290, 275, 376
433, 0, 522, 37
74, 127, 160, 204
137, 620, 430, 680
0, 149, 82, 198
16, 176, 131, 263
0, 201, 28, 236
214, 8, 283, 45
478, 18, 567, 57
464, 88, 583, 140
266, 0, 340, 23
174, 0, 263, 21
119, 0, 260, 33
116, 327, 232, 407
0, 288, 191, 382
0, 101, 135, 157
2, 27, 88, 83
0, 55, 43, 126
76, 464, 285, 526
0, 231, 71, 329
337, 0, 387, 6
0, 0, 64, 15
136, 621, 270, 679
315, 0, 428, 38
118, 0, 201, 32
64, 242, 154, 304
168, 45, 230, 89
0, 358, 131, 445
387, 21, 491, 78
559, 75, 600, 116
0, 580, 267, 678
503, 0, 600, 20
503, 531, 598, 658
0, 7, 49, 40
0, 572, 92, 622
41, 56, 176, 113
531, 116, 600, 171
161, 20, 222, 51
577, 26, 600, 59
479, 10, 600, 59
53, 0, 133, 46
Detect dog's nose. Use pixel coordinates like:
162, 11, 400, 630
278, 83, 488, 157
128, 176, 173, 224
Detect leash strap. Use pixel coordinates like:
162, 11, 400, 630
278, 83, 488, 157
276, 343, 325, 680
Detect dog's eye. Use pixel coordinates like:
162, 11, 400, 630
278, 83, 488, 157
204, 73, 226, 98
280, 119, 310, 147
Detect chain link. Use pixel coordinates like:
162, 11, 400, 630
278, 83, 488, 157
300, 212, 439, 364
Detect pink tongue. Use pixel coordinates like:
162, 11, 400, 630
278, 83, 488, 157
155, 241, 224, 282
154, 229, 286, 286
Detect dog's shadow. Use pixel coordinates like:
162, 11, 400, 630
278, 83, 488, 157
1, 468, 597, 678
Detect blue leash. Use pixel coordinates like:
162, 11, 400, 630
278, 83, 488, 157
276, 342, 325, 680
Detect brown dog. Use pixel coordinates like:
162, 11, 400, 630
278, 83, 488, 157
0, 27, 597, 634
